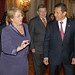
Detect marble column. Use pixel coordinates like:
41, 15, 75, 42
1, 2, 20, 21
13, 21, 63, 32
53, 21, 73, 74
47, 0, 55, 16
5, 0, 17, 10
67, 0, 69, 17
5, 0, 9, 10
28, 0, 36, 20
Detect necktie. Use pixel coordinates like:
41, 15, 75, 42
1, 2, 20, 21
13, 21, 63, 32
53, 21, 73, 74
60, 21, 64, 40
42, 18, 47, 27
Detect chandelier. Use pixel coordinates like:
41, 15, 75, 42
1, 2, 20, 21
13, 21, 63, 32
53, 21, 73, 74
20, 0, 31, 12
20, 0, 31, 23
20, 0, 30, 7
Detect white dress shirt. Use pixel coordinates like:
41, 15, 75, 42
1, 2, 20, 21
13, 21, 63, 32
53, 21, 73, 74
58, 17, 67, 33
44, 17, 67, 59
40, 17, 47, 23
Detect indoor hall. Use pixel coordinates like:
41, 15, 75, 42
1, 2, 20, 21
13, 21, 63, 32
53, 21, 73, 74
0, 0, 75, 75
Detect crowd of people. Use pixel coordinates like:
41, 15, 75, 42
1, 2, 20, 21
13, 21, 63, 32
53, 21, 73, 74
0, 3, 75, 75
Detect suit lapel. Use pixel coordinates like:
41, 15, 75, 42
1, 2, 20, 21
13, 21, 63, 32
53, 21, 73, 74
55, 18, 71, 42
37, 16, 50, 28
37, 16, 46, 29
55, 21, 62, 41
63, 18, 71, 41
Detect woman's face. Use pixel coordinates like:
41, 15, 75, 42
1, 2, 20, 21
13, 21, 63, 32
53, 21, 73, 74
50, 15, 55, 20
11, 10, 23, 26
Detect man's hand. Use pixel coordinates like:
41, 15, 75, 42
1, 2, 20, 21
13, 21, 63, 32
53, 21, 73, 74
32, 49, 36, 53
72, 58, 75, 65
43, 58, 49, 65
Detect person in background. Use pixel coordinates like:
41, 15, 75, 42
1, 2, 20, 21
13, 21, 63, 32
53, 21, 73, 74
43, 3, 75, 75
49, 13, 55, 21
29, 4, 51, 75
1, 11, 9, 26
0, 11, 9, 54
0, 7, 30, 75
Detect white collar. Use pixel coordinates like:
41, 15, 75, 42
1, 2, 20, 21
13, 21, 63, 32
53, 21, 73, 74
58, 17, 67, 23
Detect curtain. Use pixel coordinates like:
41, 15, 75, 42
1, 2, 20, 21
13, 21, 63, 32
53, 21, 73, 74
44, 0, 48, 7
0, 0, 5, 22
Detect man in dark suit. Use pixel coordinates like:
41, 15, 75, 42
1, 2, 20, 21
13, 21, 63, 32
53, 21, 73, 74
43, 3, 75, 75
29, 4, 51, 75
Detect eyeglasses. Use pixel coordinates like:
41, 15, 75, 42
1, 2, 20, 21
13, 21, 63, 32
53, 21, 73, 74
14, 14, 24, 18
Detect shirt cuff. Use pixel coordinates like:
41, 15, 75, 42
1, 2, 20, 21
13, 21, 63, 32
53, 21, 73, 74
44, 57, 48, 59
11, 49, 17, 55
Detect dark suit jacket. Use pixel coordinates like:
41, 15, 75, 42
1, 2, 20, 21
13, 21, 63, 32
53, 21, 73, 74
29, 16, 51, 54
43, 18, 75, 65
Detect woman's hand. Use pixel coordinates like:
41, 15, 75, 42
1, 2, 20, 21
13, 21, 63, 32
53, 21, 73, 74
17, 40, 29, 52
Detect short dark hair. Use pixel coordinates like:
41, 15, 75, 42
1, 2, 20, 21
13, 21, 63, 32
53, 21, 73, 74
49, 13, 54, 17
37, 4, 46, 11
55, 3, 67, 13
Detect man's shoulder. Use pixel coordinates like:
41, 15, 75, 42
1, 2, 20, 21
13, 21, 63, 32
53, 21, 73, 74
67, 18, 75, 26
48, 20, 57, 25
46, 16, 52, 22
67, 18, 75, 22
47, 20, 57, 28
29, 16, 39, 22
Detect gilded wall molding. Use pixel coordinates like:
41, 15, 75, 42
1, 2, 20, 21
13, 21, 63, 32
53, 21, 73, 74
5, 0, 71, 21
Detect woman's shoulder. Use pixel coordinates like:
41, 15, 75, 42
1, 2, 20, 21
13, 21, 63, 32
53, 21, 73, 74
2, 24, 11, 33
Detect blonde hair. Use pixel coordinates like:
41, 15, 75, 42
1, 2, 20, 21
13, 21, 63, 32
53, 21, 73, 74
7, 7, 24, 23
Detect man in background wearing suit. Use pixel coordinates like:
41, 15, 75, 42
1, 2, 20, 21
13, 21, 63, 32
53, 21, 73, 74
43, 3, 75, 75
29, 4, 51, 75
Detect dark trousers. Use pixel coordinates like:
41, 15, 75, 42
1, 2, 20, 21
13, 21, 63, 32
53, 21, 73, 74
49, 63, 74, 75
32, 53, 47, 75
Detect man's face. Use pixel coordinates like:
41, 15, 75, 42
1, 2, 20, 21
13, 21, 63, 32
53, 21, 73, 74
54, 7, 66, 21
37, 8, 47, 18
